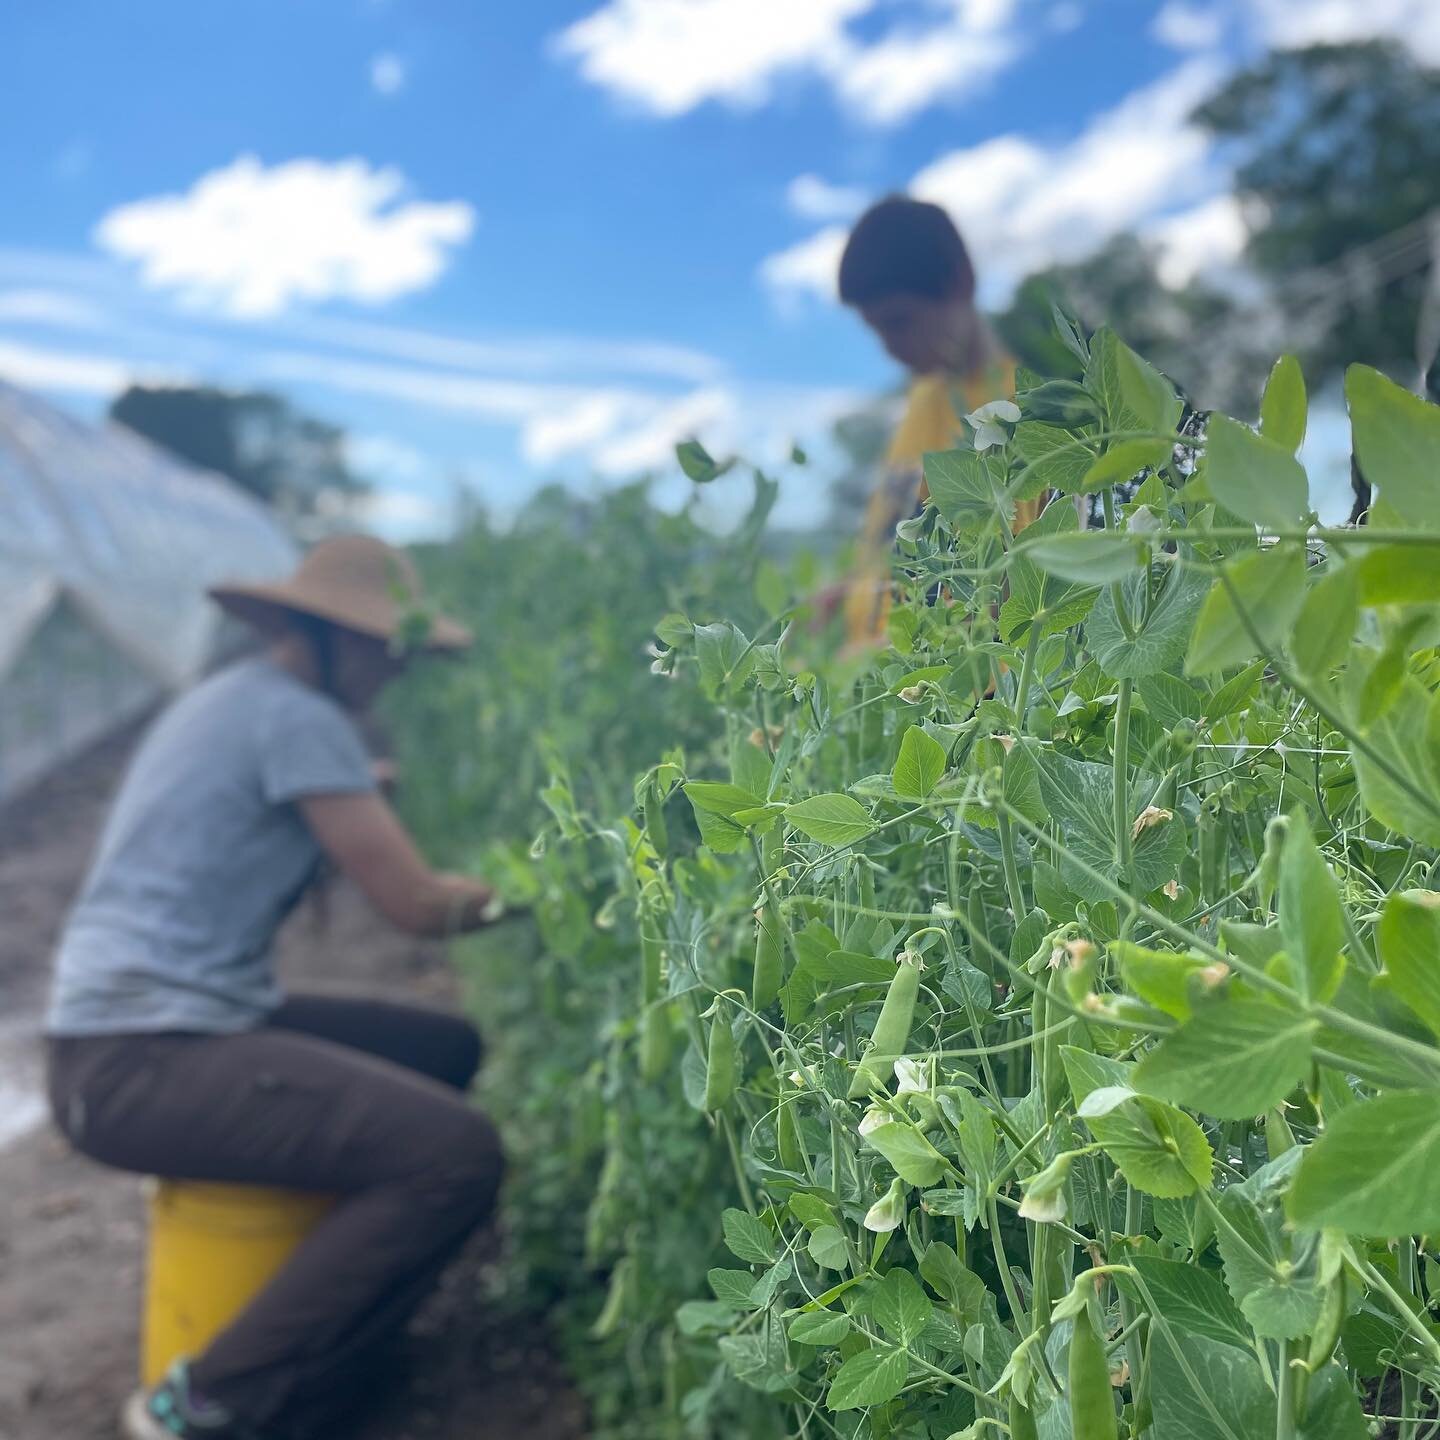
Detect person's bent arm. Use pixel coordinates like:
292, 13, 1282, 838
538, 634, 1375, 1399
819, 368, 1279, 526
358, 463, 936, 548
298, 791, 496, 938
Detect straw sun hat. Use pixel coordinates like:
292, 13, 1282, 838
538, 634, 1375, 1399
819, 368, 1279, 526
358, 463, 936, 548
209, 534, 472, 654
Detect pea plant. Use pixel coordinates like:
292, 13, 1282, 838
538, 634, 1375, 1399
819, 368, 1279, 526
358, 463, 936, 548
552, 320, 1440, 1440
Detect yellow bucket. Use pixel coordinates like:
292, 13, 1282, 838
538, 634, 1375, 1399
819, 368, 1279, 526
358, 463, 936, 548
141, 1180, 333, 1386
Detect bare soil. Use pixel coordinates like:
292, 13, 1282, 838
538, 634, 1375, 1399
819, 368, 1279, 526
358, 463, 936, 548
0, 723, 587, 1440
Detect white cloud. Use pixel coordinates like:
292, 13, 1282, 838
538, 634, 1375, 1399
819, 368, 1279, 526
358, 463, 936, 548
829, 1, 1023, 126
523, 391, 638, 464
1248, 0, 1440, 64
370, 52, 408, 96
553, 0, 1027, 125
1145, 193, 1248, 287
758, 225, 848, 305
787, 174, 867, 223
0, 289, 106, 328
353, 488, 454, 542
285, 313, 722, 383
591, 387, 737, 475
1151, 1, 1225, 51
554, 0, 867, 116
762, 57, 1229, 306
0, 337, 180, 395
95, 156, 475, 318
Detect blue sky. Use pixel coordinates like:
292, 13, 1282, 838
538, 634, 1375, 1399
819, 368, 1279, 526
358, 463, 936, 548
2, 0, 1434, 535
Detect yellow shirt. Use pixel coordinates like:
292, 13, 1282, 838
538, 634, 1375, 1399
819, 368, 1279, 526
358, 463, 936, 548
843, 361, 1041, 647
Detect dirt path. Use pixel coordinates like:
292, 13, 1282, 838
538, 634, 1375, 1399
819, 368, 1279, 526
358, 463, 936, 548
0, 725, 587, 1440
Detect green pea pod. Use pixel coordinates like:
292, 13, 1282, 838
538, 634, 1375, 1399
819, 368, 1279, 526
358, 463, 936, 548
1305, 1270, 1346, 1373
1265, 1106, 1296, 1161
777, 1095, 804, 1171
640, 1002, 673, 1082
752, 907, 784, 1010
761, 820, 782, 881
703, 1014, 737, 1111
640, 925, 663, 1005
1068, 1300, 1118, 1440
968, 885, 992, 979
590, 1255, 634, 1339
847, 955, 921, 1098
1008, 1392, 1040, 1440
643, 782, 668, 859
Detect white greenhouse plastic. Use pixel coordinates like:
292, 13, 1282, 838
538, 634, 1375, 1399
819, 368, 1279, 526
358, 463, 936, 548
0, 380, 298, 800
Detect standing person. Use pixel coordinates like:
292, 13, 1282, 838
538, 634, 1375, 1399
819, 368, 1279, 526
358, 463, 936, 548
836, 195, 1043, 647
45, 535, 504, 1440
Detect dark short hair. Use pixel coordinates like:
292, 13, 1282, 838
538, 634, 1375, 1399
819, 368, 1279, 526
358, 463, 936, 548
838, 196, 975, 307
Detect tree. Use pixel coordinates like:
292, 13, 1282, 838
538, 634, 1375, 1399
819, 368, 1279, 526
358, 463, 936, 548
995, 235, 1261, 411
1195, 41, 1440, 390
110, 386, 367, 526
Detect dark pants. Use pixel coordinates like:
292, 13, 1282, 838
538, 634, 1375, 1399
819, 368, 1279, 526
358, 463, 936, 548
47, 995, 503, 1433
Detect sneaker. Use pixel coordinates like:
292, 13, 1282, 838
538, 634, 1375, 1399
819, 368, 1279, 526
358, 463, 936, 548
121, 1362, 261, 1439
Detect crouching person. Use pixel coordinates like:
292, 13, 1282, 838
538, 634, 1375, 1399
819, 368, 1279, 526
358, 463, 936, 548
45, 535, 503, 1439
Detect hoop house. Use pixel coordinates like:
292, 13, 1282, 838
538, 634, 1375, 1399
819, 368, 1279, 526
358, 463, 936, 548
0, 381, 297, 800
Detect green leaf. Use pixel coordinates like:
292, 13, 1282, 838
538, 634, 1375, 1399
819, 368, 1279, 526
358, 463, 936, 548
1217, 1168, 1321, 1339
1087, 326, 1182, 438
999, 496, 1098, 640
1347, 363, 1440, 529
1137, 673, 1205, 728
1080, 436, 1170, 491
693, 805, 747, 854
1035, 751, 1186, 902
786, 793, 874, 847
1376, 891, 1440, 1038
861, 1119, 949, 1187
1350, 675, 1440, 848
1204, 415, 1310, 530
1022, 530, 1145, 584
1088, 565, 1211, 680
1299, 1364, 1369, 1440
1149, 1329, 1275, 1440
893, 725, 946, 800
872, 1268, 933, 1345
685, 781, 762, 818
808, 1226, 850, 1270
676, 438, 732, 483
694, 621, 754, 698
804, 949, 898, 986
1062, 1046, 1213, 1197
1277, 814, 1345, 1005
1011, 421, 1094, 497
1185, 545, 1306, 675
1133, 998, 1316, 1119
919, 1243, 987, 1321
827, 1345, 910, 1410
676, 1300, 735, 1335
1204, 661, 1266, 723
1354, 544, 1440, 605
1289, 1091, 1440, 1235
718, 1326, 794, 1393
926, 448, 1000, 532
722, 1208, 776, 1264
1259, 355, 1307, 454
709, 1267, 761, 1309
1130, 1256, 1253, 1350
789, 1310, 851, 1346
1290, 562, 1359, 677
1113, 942, 1212, 1021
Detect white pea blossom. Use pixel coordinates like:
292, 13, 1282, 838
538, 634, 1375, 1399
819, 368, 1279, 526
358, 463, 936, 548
893, 1058, 929, 1095
966, 399, 1022, 451
863, 1177, 907, 1233
858, 1106, 889, 1137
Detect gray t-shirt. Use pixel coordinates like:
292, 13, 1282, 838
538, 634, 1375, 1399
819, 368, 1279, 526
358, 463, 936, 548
47, 657, 376, 1036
